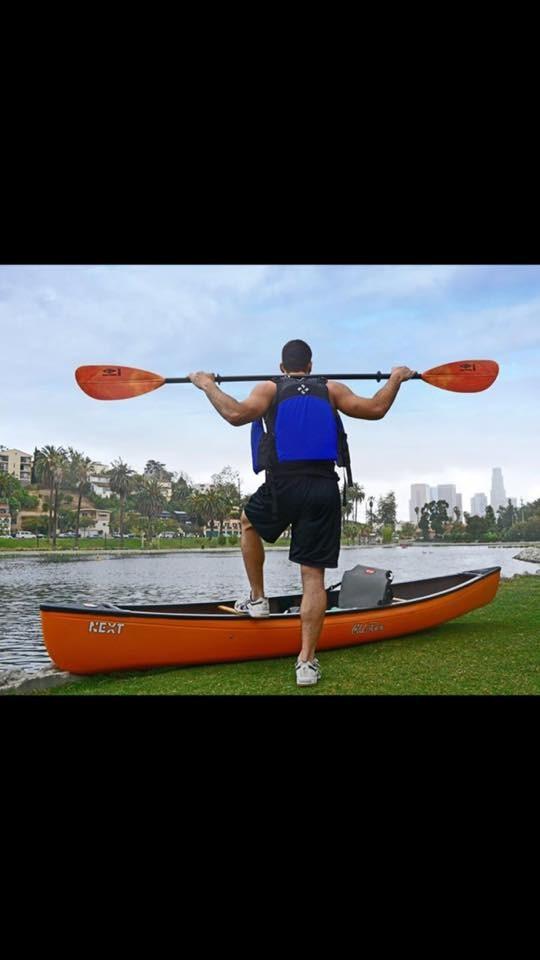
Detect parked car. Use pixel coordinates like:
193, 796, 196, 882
15, 530, 36, 539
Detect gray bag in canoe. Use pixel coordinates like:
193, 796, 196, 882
337, 565, 394, 609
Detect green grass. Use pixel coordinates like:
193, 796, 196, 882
36, 575, 540, 696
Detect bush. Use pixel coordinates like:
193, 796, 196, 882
228, 535, 239, 546
217, 535, 227, 546
382, 525, 393, 544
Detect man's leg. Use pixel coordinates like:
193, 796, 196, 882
299, 565, 327, 663
240, 510, 265, 600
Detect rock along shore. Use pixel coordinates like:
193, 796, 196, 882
0, 667, 82, 696
513, 546, 540, 564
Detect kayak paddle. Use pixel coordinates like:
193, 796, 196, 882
75, 360, 499, 401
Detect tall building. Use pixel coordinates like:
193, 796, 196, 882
456, 493, 463, 519
490, 468, 507, 514
0, 447, 33, 485
429, 486, 438, 502
471, 493, 487, 517
470, 493, 487, 517
409, 484, 431, 523
437, 484, 458, 519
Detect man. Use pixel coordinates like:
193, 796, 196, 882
189, 340, 414, 687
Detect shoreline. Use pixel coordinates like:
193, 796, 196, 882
1, 541, 539, 558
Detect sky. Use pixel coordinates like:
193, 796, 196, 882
1, 264, 539, 521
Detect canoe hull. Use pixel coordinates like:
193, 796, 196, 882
40, 567, 500, 674
39, 566, 501, 675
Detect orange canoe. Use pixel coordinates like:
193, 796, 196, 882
39, 566, 501, 675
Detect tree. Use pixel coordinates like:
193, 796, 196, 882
464, 512, 489, 540
348, 483, 365, 523
31, 447, 41, 484
419, 505, 431, 541
134, 476, 167, 539
211, 466, 242, 511
35, 445, 68, 545
414, 505, 420, 528
108, 459, 136, 544
144, 460, 172, 481
188, 487, 228, 537
341, 485, 355, 532
367, 496, 376, 527
377, 492, 397, 530
67, 449, 94, 539
453, 506, 462, 525
497, 499, 518, 532
399, 522, 417, 540
22, 515, 48, 536
485, 505, 496, 532
170, 472, 193, 512
429, 499, 449, 539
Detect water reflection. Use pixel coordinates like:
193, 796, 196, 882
0, 547, 537, 672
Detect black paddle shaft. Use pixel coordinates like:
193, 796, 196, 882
165, 372, 421, 385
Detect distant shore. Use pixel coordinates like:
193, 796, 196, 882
1, 541, 539, 558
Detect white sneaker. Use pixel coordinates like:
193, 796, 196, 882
295, 657, 322, 686
234, 595, 270, 618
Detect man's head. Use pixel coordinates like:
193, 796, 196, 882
280, 339, 313, 375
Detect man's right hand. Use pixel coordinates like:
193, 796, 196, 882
391, 366, 416, 382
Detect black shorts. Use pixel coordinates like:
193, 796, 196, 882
244, 473, 341, 569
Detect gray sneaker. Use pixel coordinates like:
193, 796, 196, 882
234, 596, 270, 618
295, 657, 322, 686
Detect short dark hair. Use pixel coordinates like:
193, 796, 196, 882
281, 339, 312, 371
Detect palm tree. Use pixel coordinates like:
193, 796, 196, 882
367, 496, 375, 528
349, 483, 365, 523
134, 475, 166, 540
35, 445, 67, 544
108, 459, 135, 544
213, 489, 234, 537
414, 505, 420, 528
188, 488, 228, 538
68, 449, 94, 540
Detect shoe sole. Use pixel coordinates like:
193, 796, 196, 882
296, 673, 321, 686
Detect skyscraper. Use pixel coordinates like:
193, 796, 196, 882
409, 484, 431, 523
490, 468, 507, 514
470, 493, 487, 517
437, 484, 458, 519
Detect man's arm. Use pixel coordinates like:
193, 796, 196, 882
187, 372, 275, 426
329, 366, 415, 420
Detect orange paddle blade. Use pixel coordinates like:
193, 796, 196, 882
75, 366, 166, 400
421, 360, 499, 393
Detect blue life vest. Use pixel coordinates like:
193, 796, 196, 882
251, 376, 353, 483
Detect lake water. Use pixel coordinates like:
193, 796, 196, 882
0, 545, 538, 673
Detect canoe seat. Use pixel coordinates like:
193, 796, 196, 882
337, 565, 394, 609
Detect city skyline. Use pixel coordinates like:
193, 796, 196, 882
1, 264, 539, 520
408, 467, 523, 523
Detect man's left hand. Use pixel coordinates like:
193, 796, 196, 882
188, 371, 217, 391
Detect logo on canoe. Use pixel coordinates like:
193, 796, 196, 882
352, 622, 384, 635
88, 620, 125, 635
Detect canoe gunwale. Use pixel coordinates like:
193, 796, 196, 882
39, 566, 501, 621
